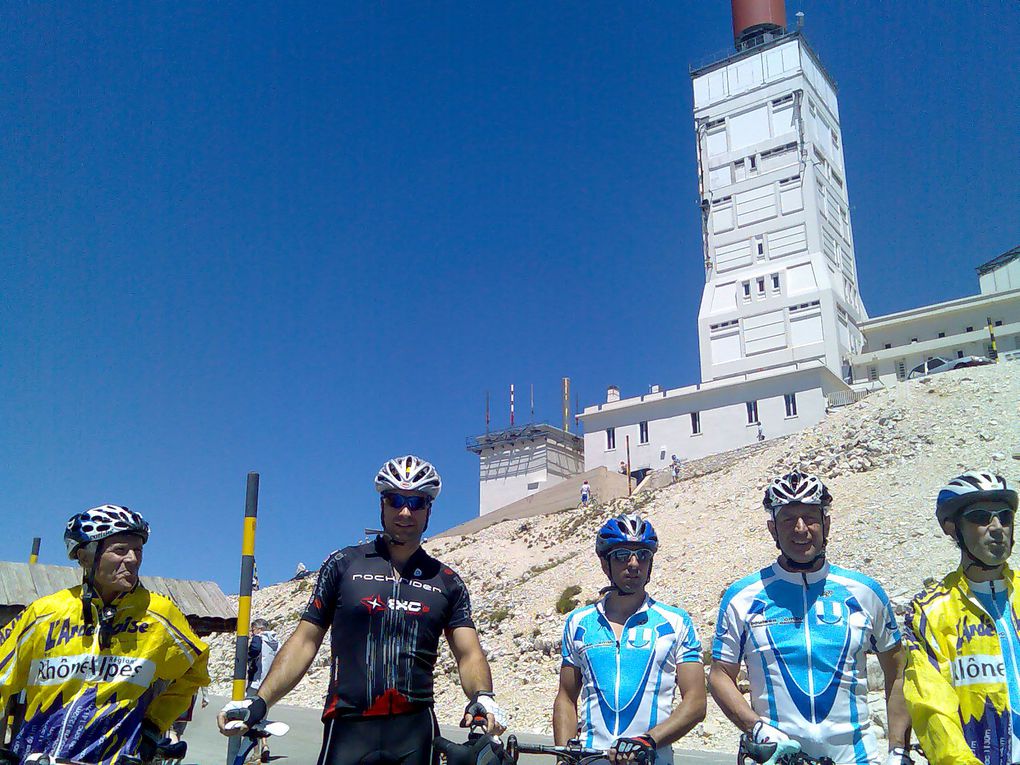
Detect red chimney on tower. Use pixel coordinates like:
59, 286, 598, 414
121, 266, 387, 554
731, 0, 787, 50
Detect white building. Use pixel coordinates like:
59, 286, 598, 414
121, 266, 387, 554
581, 362, 844, 470
466, 423, 584, 516
850, 246, 1020, 386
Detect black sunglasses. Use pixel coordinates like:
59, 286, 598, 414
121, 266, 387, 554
607, 548, 654, 563
383, 493, 431, 512
961, 507, 1014, 526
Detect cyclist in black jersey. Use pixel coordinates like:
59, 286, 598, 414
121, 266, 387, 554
217, 455, 505, 765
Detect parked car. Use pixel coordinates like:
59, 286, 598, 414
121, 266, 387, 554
907, 355, 993, 379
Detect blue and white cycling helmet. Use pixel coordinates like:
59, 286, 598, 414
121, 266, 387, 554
936, 470, 1017, 525
64, 505, 150, 559
596, 513, 658, 558
375, 455, 442, 500
762, 471, 832, 515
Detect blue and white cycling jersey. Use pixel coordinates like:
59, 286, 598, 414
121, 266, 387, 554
561, 595, 701, 763
713, 561, 901, 765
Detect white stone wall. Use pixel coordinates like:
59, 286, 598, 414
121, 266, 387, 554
980, 257, 1020, 295
477, 437, 584, 516
579, 366, 837, 472
692, 36, 865, 384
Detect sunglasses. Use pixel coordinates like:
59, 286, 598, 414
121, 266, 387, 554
607, 548, 654, 563
383, 493, 431, 512
961, 507, 1014, 526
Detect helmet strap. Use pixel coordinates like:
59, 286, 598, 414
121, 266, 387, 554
80, 542, 100, 626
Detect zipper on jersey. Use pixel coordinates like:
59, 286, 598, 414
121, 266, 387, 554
801, 572, 816, 723
614, 635, 622, 737
985, 579, 1020, 748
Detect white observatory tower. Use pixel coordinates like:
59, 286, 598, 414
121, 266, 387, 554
692, 0, 867, 384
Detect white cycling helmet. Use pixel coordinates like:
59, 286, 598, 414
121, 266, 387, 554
375, 455, 442, 500
762, 471, 832, 515
936, 470, 1018, 525
64, 505, 150, 559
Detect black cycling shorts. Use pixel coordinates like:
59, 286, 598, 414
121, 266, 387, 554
316, 708, 439, 765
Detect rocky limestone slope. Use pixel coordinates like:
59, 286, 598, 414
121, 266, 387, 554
206, 363, 1020, 753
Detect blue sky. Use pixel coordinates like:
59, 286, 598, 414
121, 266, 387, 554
2, 2, 1017, 592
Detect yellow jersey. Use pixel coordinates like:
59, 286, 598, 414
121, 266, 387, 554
0, 585, 210, 764
904, 565, 1020, 765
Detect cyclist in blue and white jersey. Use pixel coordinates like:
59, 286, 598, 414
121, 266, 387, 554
554, 514, 706, 765
709, 471, 911, 765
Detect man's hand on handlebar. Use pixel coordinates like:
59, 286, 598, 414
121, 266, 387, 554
461, 693, 507, 736
217, 697, 268, 737
609, 734, 656, 765
462, 692, 507, 736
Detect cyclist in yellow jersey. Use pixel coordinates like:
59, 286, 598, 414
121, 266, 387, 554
904, 471, 1020, 765
0, 506, 210, 765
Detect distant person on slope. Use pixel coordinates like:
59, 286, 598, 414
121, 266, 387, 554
580, 480, 592, 507
709, 471, 911, 765
903, 470, 1020, 765
217, 455, 505, 765
670, 455, 681, 483
554, 514, 706, 765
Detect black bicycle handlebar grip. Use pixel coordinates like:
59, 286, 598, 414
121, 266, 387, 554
505, 735, 520, 763
159, 741, 187, 760
738, 733, 778, 764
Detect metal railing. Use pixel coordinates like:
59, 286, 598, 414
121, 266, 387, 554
826, 389, 874, 409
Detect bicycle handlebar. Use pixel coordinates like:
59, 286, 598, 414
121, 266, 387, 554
737, 734, 834, 765
505, 735, 608, 765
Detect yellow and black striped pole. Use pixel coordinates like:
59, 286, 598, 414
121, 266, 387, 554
28, 538, 40, 564
227, 472, 259, 765
987, 317, 999, 361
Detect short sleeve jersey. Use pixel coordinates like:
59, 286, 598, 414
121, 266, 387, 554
302, 538, 474, 718
561, 596, 702, 759
713, 561, 901, 765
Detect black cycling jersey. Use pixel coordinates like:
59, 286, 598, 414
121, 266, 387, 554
302, 538, 474, 718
